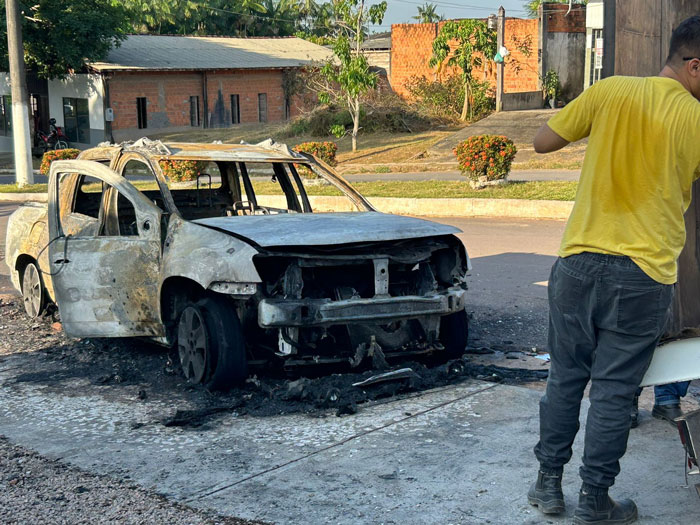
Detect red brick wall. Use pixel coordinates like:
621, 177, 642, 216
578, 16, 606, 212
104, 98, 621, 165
543, 3, 586, 33
109, 69, 297, 131
109, 72, 203, 130
390, 19, 540, 96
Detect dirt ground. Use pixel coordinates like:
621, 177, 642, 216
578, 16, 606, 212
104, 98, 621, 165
0, 291, 552, 523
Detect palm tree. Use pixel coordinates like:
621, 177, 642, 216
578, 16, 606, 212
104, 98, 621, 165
413, 3, 442, 24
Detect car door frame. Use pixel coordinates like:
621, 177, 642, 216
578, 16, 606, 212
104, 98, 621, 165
47, 159, 165, 338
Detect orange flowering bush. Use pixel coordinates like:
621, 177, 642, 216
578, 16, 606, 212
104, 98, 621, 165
454, 135, 517, 182
158, 159, 207, 182
293, 141, 338, 178
40, 148, 80, 175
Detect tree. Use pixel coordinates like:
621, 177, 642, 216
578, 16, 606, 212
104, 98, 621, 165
0, 0, 131, 79
523, 0, 587, 19
413, 3, 442, 23
430, 19, 496, 121
317, 0, 387, 152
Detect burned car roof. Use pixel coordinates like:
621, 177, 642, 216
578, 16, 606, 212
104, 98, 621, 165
89, 138, 307, 163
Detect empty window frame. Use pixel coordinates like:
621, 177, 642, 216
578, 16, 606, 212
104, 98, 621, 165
189, 96, 200, 127
63, 97, 90, 143
258, 93, 267, 123
0, 95, 11, 136
136, 97, 147, 129
231, 94, 240, 124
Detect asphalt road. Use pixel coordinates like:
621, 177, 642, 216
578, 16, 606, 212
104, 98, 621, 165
0, 169, 579, 186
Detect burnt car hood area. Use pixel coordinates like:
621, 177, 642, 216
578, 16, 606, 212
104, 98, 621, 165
193, 212, 462, 248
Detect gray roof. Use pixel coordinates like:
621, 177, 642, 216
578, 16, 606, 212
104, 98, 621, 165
90, 34, 333, 72
361, 32, 391, 50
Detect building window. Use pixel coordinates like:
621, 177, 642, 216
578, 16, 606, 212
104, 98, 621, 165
258, 93, 267, 123
231, 94, 240, 124
62, 97, 90, 143
285, 97, 291, 120
0, 95, 11, 136
136, 97, 147, 129
189, 96, 200, 127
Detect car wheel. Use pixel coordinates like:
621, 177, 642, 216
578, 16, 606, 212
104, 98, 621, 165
177, 294, 247, 390
21, 262, 45, 318
439, 309, 469, 360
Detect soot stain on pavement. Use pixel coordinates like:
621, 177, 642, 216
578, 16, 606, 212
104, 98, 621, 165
0, 296, 549, 429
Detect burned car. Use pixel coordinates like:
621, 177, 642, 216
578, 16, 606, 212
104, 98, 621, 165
5, 139, 470, 389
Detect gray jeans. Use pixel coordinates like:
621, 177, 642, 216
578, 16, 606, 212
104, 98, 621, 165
534, 252, 674, 488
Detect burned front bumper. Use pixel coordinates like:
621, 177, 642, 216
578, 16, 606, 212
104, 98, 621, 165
257, 288, 467, 328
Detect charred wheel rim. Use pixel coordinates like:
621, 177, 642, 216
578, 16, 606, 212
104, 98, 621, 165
178, 306, 209, 383
22, 264, 43, 318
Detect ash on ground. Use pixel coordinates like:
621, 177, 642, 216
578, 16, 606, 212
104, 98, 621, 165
0, 294, 550, 428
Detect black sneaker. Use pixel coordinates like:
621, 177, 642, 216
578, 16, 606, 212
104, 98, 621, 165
652, 403, 682, 425
527, 468, 565, 515
573, 485, 637, 524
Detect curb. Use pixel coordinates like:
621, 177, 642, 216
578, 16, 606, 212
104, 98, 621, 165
0, 193, 47, 203
0, 193, 573, 219
262, 195, 573, 220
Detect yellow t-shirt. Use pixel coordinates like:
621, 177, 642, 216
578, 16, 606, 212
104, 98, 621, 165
548, 76, 700, 284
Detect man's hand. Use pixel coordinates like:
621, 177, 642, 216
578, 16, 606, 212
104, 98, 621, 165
534, 124, 570, 153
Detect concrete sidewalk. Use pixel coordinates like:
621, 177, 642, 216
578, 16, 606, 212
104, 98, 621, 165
0, 364, 694, 524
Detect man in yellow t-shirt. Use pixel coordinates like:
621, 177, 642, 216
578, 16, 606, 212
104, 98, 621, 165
527, 16, 700, 525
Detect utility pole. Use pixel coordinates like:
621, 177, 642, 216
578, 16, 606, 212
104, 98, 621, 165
495, 6, 505, 112
5, 0, 34, 186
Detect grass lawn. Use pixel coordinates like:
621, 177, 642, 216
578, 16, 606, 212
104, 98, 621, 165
149, 125, 461, 165
0, 180, 578, 200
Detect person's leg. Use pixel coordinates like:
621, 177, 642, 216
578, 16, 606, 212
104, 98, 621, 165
530, 255, 597, 514
653, 380, 690, 422
575, 257, 673, 523
654, 381, 690, 405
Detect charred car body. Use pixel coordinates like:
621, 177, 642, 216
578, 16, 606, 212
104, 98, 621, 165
5, 139, 470, 389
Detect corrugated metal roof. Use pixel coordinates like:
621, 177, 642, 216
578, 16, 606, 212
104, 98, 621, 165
90, 35, 333, 72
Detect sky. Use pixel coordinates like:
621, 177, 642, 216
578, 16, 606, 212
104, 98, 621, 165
371, 0, 533, 31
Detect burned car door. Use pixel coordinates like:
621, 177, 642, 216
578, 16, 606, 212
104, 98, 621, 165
47, 160, 164, 338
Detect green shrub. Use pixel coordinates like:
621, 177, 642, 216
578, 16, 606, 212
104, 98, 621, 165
158, 159, 207, 182
293, 141, 338, 177
406, 76, 495, 122
454, 135, 517, 182
40, 148, 80, 175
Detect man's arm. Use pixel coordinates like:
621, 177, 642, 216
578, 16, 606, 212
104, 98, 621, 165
533, 123, 570, 153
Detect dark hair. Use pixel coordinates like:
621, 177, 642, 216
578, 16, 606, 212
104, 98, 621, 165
667, 16, 700, 66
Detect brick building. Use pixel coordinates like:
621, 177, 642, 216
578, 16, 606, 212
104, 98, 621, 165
92, 35, 332, 142
0, 35, 332, 153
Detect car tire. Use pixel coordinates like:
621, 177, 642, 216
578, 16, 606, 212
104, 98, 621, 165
439, 308, 469, 360
21, 261, 45, 318
176, 294, 248, 391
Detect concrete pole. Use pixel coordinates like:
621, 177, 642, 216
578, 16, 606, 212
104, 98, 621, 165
5, 0, 34, 186
495, 6, 505, 112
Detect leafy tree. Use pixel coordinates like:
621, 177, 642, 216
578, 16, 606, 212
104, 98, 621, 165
0, 0, 130, 79
523, 0, 587, 19
430, 19, 496, 121
317, 0, 387, 152
413, 3, 442, 23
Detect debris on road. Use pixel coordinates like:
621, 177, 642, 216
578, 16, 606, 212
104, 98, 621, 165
352, 368, 417, 387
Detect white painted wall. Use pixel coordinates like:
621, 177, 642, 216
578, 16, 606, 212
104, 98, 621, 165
47, 73, 104, 133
